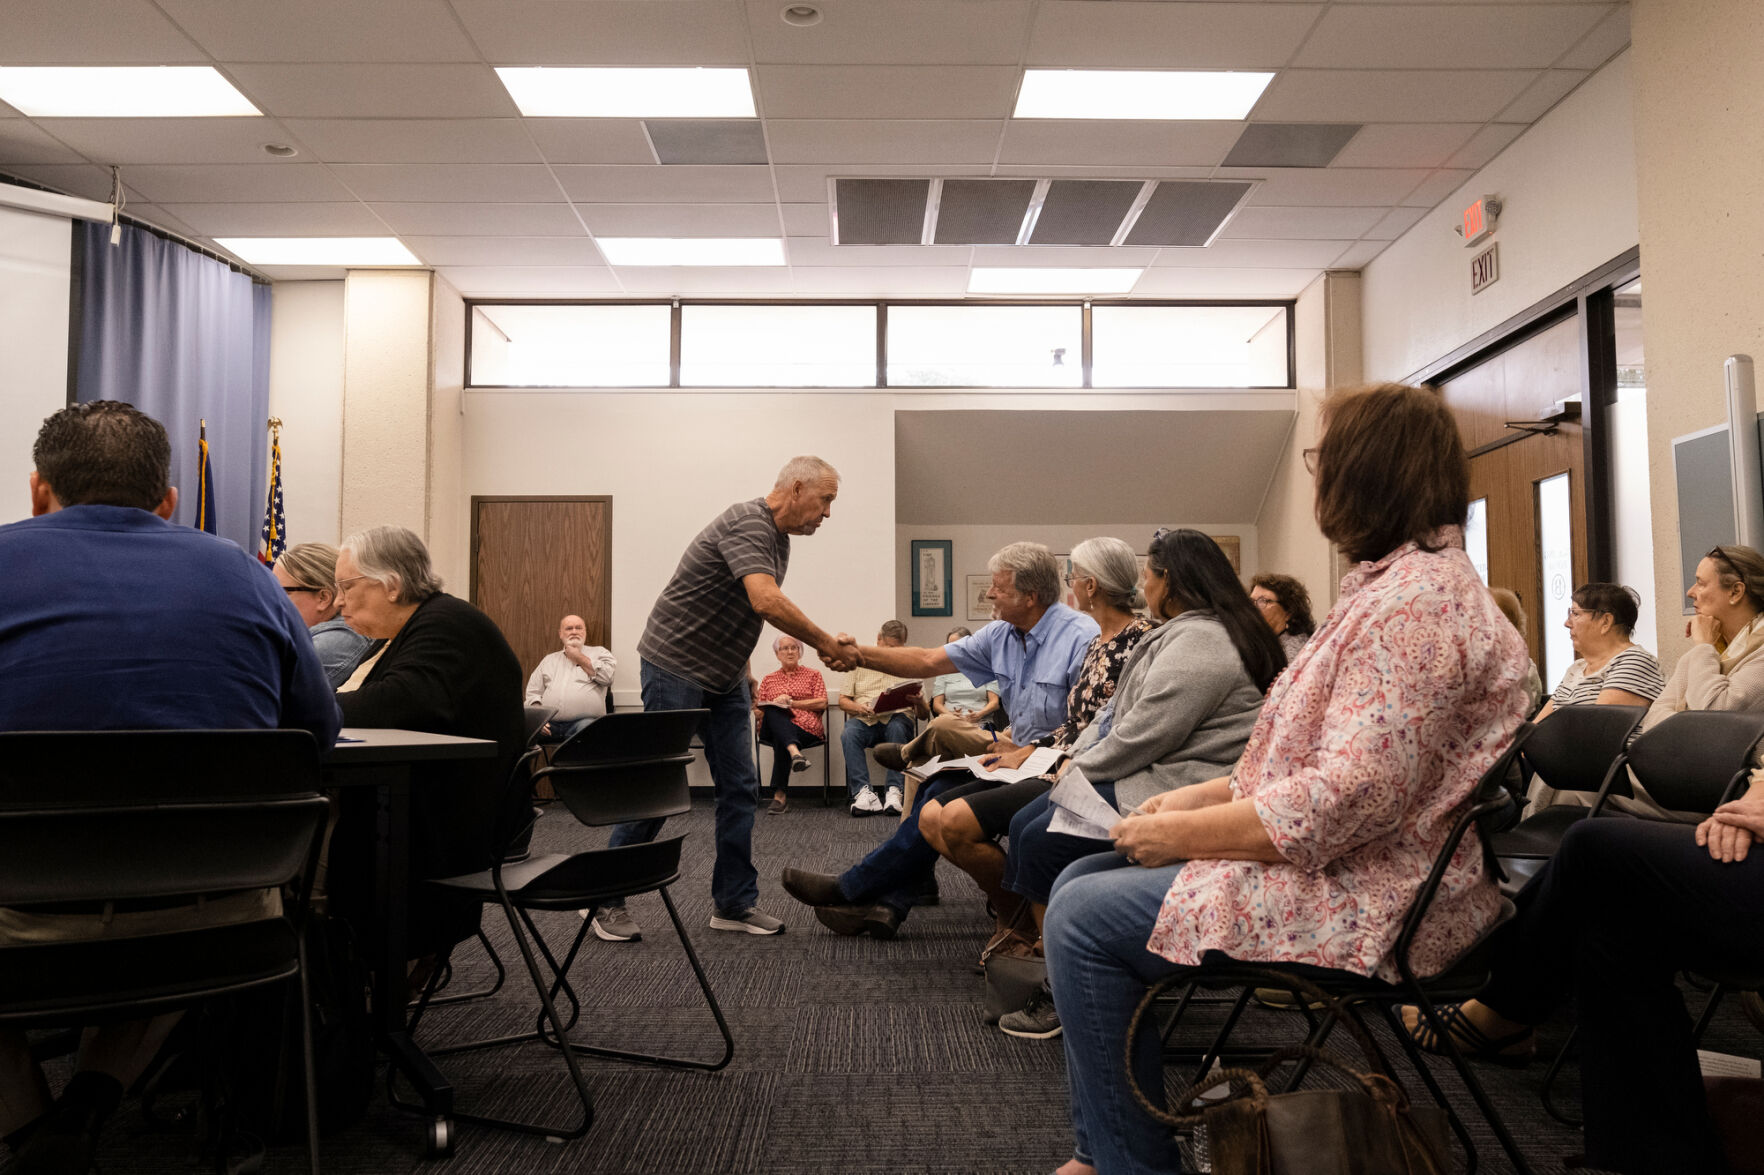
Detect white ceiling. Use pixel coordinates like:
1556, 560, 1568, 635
0, 0, 1630, 298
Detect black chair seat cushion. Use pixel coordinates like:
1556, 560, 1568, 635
426, 838, 686, 909
0, 918, 298, 1023
1492, 803, 1610, 859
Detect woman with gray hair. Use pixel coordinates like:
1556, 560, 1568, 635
272, 540, 376, 687
331, 525, 527, 959
754, 632, 829, 814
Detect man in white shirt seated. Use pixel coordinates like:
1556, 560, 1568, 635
526, 614, 617, 741
840, 620, 926, 816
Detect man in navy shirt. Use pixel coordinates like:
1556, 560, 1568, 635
0, 401, 339, 1175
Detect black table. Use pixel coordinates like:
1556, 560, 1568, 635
323, 727, 496, 1156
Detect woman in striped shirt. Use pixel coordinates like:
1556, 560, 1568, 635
1535, 582, 1665, 719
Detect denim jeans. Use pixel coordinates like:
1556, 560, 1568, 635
608, 659, 759, 916
839, 711, 913, 798
1044, 852, 1188, 1174
1002, 783, 1118, 905
835, 774, 964, 916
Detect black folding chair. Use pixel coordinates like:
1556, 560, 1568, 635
753, 707, 834, 807
398, 709, 732, 1144
1492, 704, 1646, 889
0, 730, 330, 1175
1153, 722, 1537, 1175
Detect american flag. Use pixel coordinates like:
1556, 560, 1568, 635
258, 426, 285, 564
194, 419, 216, 534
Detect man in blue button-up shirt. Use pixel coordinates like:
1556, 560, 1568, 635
779, 543, 1097, 938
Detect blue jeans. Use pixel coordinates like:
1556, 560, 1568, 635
1045, 852, 1188, 1174
609, 660, 759, 916
839, 711, 913, 799
836, 774, 965, 916
1002, 784, 1117, 905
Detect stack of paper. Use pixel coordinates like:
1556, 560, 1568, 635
907, 746, 1066, 784
1048, 766, 1121, 839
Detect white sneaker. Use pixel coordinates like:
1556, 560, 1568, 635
883, 785, 903, 814
849, 788, 884, 817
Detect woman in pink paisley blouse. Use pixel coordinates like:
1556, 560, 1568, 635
1044, 383, 1530, 1175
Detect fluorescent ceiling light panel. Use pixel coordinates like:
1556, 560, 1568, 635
0, 67, 260, 117
214, 238, 420, 266
495, 67, 755, 118
598, 238, 784, 267
1013, 70, 1274, 121
969, 268, 1143, 295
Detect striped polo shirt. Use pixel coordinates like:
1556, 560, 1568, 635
638, 498, 790, 691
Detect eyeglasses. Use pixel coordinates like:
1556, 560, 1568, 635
1250, 595, 1279, 609
1302, 447, 1320, 475
282, 585, 318, 595
335, 575, 373, 594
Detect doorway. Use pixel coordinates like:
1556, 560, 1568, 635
470, 496, 613, 683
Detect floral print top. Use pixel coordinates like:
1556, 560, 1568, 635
1040, 616, 1154, 748
1146, 529, 1529, 982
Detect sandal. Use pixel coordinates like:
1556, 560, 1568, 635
1403, 1001, 1536, 1067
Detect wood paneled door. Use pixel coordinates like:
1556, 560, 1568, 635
471, 496, 613, 688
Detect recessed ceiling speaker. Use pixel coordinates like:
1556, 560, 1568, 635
781, 4, 822, 26
262, 143, 298, 157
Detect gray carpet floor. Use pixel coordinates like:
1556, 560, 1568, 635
35, 795, 1764, 1174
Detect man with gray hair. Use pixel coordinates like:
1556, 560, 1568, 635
596, 456, 852, 941
780, 541, 1098, 938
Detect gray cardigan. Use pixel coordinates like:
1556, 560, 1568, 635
1069, 610, 1265, 813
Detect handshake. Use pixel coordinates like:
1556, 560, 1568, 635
816, 633, 864, 672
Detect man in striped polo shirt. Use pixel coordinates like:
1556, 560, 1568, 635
590, 456, 853, 942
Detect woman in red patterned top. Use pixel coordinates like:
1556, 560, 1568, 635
754, 634, 828, 814
1043, 383, 1530, 1175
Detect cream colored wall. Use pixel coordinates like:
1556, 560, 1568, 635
266, 280, 345, 545
1361, 52, 1639, 383
340, 269, 434, 542
427, 277, 468, 592
1632, 0, 1764, 662
0, 205, 70, 525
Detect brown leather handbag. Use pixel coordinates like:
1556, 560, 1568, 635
1124, 970, 1450, 1175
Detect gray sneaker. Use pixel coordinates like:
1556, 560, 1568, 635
999, 982, 1061, 1039
709, 907, 786, 935
591, 906, 641, 942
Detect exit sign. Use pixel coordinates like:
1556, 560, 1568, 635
1458, 194, 1500, 246
1471, 242, 1500, 294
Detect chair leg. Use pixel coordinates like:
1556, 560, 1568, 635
1189, 986, 1255, 1085
1540, 1025, 1582, 1128
1157, 981, 1201, 1046
1692, 982, 1727, 1045
1400, 991, 1538, 1175
423, 929, 508, 1008
419, 910, 587, 1059
1376, 1002, 1481, 1175
296, 932, 321, 1175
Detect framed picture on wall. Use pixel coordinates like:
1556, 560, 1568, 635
911, 539, 953, 616
965, 575, 995, 622
1207, 534, 1242, 574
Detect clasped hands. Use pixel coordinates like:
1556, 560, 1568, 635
1108, 785, 1218, 868
1696, 790, 1764, 863
817, 632, 864, 672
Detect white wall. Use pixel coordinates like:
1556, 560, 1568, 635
0, 204, 71, 524
1361, 52, 1639, 383
891, 522, 1257, 649
1610, 391, 1657, 653
428, 277, 468, 592
266, 281, 345, 545
340, 269, 434, 541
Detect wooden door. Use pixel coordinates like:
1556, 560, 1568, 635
1441, 315, 1587, 683
471, 496, 613, 686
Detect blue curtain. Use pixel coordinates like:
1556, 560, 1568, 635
75, 222, 272, 557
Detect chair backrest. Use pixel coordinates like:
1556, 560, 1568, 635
540, 709, 708, 827
523, 706, 557, 747
1520, 704, 1646, 798
0, 730, 329, 908
1625, 709, 1764, 814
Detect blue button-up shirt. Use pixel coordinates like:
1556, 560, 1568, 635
944, 603, 1099, 744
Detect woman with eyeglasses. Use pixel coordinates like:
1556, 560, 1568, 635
1535, 583, 1663, 721
272, 541, 376, 688
753, 633, 828, 815
1248, 572, 1315, 663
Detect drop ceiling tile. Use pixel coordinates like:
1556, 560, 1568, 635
1129, 268, 1316, 298
157, 0, 478, 62
786, 267, 972, 296
0, 123, 84, 165
998, 121, 1244, 167
834, 178, 929, 244
756, 66, 1019, 119
123, 163, 355, 204
452, 1, 751, 65
404, 236, 606, 266
130, 206, 208, 242
747, 0, 1030, 65
767, 120, 1003, 165
1400, 169, 1477, 208
244, 264, 351, 280
578, 203, 782, 236
772, 164, 979, 203
1149, 239, 1357, 269
1497, 70, 1590, 123
1361, 205, 1430, 241
780, 204, 830, 237
1295, 5, 1611, 70
159, 201, 389, 235
972, 245, 1159, 267
1125, 181, 1253, 247
438, 266, 625, 296
281, 119, 541, 164
615, 268, 803, 295
1331, 240, 1392, 270
1445, 124, 1526, 170
935, 178, 1035, 245
525, 120, 659, 165
370, 202, 583, 236
0, 163, 114, 201
31, 118, 297, 165
330, 164, 563, 203
1027, 1, 1323, 68
1253, 70, 1538, 124
1230, 168, 1431, 207
645, 121, 769, 165
222, 65, 518, 120
1222, 124, 1361, 169
553, 165, 776, 204
0, 101, 19, 119
1218, 205, 1386, 240
0, 0, 208, 61
1330, 124, 1481, 169
1559, 4, 1631, 70
992, 165, 1216, 180
787, 237, 970, 267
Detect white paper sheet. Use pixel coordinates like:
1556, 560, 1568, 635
1698, 1050, 1762, 1078
1047, 765, 1120, 839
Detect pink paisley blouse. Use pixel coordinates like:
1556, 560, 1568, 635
1146, 529, 1529, 982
